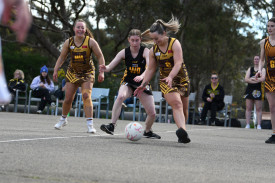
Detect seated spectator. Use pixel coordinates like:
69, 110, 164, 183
199, 72, 225, 125
8, 69, 27, 99
30, 65, 54, 114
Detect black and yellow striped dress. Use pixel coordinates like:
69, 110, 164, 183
264, 37, 275, 92
66, 36, 95, 84
153, 37, 190, 97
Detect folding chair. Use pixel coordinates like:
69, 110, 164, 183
27, 90, 50, 114
6, 83, 28, 113
77, 88, 110, 118
138, 91, 165, 122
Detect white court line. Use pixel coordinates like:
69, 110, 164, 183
0, 127, 230, 143
0, 133, 124, 143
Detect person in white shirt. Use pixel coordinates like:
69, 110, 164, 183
30, 65, 54, 114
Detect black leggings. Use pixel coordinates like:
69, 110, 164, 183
32, 88, 52, 111
201, 102, 225, 121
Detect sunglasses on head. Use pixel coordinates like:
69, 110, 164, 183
211, 77, 218, 79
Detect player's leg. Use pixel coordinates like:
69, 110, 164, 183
54, 82, 78, 129
100, 85, 132, 135
0, 40, 11, 105
245, 99, 253, 128
265, 92, 275, 143
81, 81, 96, 133
254, 99, 263, 129
164, 92, 190, 143
139, 92, 160, 139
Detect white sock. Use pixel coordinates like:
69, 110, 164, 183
61, 115, 67, 121
86, 118, 93, 126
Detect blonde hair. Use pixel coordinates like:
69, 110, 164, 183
14, 69, 25, 80
150, 16, 180, 35
74, 19, 94, 38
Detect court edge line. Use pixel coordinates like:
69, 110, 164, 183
0, 127, 230, 143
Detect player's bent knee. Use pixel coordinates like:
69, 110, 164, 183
82, 89, 92, 107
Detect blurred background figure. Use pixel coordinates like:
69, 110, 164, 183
244, 56, 266, 129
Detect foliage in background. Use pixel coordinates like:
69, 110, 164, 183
1, 0, 274, 111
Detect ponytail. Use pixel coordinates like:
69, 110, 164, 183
150, 15, 180, 35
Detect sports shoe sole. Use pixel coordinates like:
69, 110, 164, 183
143, 135, 161, 139
54, 122, 68, 130
176, 128, 191, 144
143, 133, 161, 139
265, 140, 275, 144
100, 125, 114, 135
87, 130, 96, 134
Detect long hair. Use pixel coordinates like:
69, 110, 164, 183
40, 74, 51, 85
74, 19, 94, 38
14, 69, 25, 80
150, 15, 180, 35
141, 16, 180, 44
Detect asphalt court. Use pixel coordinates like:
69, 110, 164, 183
0, 112, 274, 183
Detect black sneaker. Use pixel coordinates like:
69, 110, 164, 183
265, 135, 275, 144
143, 131, 161, 139
197, 119, 206, 125
176, 128, 191, 143
100, 123, 115, 135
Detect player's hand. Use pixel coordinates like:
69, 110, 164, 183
255, 70, 261, 80
210, 93, 215, 98
160, 76, 173, 88
98, 72, 104, 82
2, 0, 32, 42
133, 76, 143, 83
134, 86, 145, 97
99, 65, 107, 72
53, 71, 58, 82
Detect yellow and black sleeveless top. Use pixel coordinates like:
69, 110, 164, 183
244, 67, 265, 100
66, 36, 95, 84
121, 46, 146, 86
153, 37, 190, 96
264, 37, 275, 92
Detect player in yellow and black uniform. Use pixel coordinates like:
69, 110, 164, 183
99, 29, 161, 139
256, 17, 275, 143
66, 36, 95, 84
53, 19, 105, 133
135, 17, 191, 144
244, 56, 266, 129
153, 37, 190, 96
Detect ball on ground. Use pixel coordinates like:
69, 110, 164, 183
125, 122, 143, 141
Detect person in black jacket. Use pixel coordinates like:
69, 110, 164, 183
199, 72, 225, 125
8, 69, 27, 98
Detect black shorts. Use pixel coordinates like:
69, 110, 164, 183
121, 82, 152, 95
